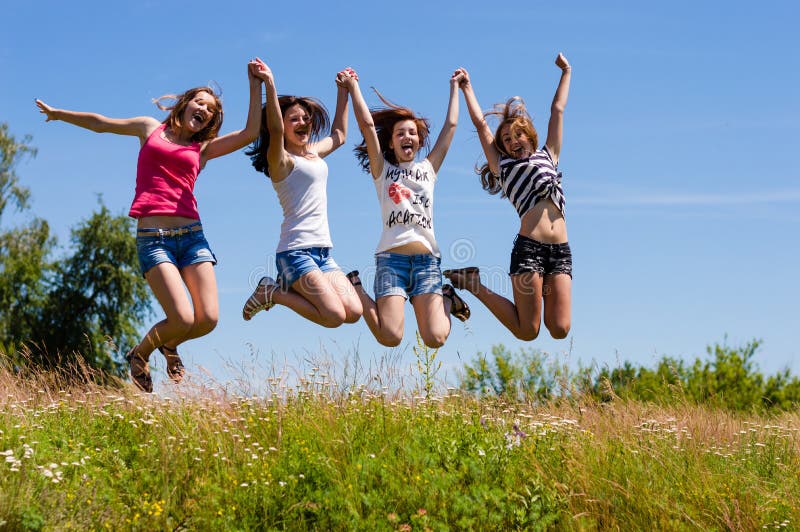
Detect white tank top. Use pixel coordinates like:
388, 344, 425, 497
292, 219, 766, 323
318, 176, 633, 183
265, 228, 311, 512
374, 158, 439, 256
273, 154, 332, 252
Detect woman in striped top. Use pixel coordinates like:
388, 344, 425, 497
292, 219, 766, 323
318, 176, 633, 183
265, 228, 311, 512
445, 53, 572, 341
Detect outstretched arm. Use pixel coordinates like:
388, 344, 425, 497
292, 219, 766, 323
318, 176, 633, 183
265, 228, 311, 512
544, 53, 571, 165
426, 71, 460, 173
251, 57, 293, 181
455, 68, 500, 176
35, 99, 158, 142
203, 58, 264, 162
343, 70, 383, 179
315, 68, 351, 158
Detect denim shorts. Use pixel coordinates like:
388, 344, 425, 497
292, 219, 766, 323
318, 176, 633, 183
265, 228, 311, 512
275, 247, 340, 289
136, 222, 217, 276
509, 234, 572, 278
374, 252, 443, 300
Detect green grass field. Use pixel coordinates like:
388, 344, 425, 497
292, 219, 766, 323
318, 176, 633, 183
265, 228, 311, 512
1, 360, 798, 531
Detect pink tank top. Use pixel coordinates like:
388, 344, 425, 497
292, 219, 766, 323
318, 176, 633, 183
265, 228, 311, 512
128, 124, 202, 219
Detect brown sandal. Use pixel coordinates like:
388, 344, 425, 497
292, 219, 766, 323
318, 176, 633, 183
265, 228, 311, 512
442, 284, 471, 322
346, 270, 362, 287
158, 345, 185, 383
243, 276, 277, 321
126, 348, 153, 393
443, 267, 480, 291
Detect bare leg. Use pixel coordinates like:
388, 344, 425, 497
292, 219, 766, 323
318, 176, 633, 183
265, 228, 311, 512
324, 270, 363, 324
446, 268, 543, 341
353, 280, 406, 347
137, 262, 196, 357
542, 273, 571, 339
411, 293, 451, 348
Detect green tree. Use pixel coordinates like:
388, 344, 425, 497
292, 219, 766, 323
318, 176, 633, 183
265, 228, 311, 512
0, 123, 152, 376
0, 122, 34, 218
33, 204, 152, 374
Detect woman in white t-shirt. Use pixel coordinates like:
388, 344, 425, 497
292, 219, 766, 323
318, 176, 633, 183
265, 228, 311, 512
341, 71, 469, 348
241, 59, 362, 327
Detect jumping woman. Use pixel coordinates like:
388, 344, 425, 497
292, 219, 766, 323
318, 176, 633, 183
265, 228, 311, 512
446, 54, 572, 341
241, 59, 362, 328
341, 69, 469, 348
36, 59, 265, 392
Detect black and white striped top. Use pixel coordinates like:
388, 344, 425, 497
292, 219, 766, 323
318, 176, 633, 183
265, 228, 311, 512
498, 146, 565, 218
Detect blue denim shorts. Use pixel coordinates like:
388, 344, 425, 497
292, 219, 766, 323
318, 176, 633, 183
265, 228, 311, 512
374, 252, 443, 300
275, 247, 340, 288
136, 222, 217, 276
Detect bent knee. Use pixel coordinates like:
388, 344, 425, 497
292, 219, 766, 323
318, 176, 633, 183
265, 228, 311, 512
422, 336, 447, 349
377, 331, 403, 347
195, 315, 219, 336
514, 326, 540, 342
547, 322, 570, 339
320, 308, 347, 328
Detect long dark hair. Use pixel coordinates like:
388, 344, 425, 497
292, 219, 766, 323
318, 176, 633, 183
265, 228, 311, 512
354, 90, 430, 173
478, 96, 538, 195
245, 96, 330, 176
153, 86, 223, 143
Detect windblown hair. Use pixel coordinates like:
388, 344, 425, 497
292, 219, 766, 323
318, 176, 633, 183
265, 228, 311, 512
245, 96, 330, 176
354, 89, 430, 173
153, 86, 223, 143
478, 96, 538, 195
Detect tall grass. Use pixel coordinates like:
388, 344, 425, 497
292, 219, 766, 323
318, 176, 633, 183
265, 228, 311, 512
1, 354, 798, 530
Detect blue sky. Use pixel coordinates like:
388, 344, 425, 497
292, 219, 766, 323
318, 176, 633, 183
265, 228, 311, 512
2, 1, 799, 388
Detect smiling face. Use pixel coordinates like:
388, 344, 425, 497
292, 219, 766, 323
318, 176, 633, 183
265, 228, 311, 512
499, 123, 534, 159
389, 119, 420, 163
182, 90, 219, 133
283, 103, 312, 148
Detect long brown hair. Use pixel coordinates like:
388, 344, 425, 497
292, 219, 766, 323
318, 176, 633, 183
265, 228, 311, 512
245, 96, 330, 176
354, 89, 430, 173
153, 86, 223, 143
478, 96, 538, 195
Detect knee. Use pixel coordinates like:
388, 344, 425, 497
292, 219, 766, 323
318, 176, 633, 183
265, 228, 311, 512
170, 312, 195, 335
515, 326, 540, 342
320, 308, 347, 328
547, 321, 570, 339
196, 314, 219, 336
377, 332, 403, 348
422, 335, 447, 349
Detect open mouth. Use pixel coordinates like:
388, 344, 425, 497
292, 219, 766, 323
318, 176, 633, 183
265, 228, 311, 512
192, 111, 207, 123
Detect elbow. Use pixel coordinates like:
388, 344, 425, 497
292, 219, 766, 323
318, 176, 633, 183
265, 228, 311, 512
550, 104, 565, 115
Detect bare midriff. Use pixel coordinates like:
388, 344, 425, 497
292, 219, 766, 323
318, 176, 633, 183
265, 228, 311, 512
385, 241, 433, 255
518, 198, 567, 244
137, 215, 200, 229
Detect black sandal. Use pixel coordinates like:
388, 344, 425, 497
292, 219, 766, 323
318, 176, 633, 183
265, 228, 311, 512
442, 284, 471, 322
443, 267, 480, 291
125, 348, 153, 393
158, 345, 185, 383
346, 270, 362, 287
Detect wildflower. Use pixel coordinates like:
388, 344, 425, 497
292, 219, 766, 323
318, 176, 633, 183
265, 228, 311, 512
387, 513, 398, 522
417, 508, 427, 516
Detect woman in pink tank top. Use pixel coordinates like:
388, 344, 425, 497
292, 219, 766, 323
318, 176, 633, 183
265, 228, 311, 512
35, 58, 266, 392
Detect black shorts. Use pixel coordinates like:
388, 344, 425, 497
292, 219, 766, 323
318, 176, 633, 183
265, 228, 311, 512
509, 234, 572, 278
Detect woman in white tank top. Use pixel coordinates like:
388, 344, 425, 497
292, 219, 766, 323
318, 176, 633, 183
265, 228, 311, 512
241, 59, 363, 327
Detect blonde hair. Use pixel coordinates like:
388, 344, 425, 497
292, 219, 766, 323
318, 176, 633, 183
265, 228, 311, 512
477, 96, 538, 195
153, 86, 223, 143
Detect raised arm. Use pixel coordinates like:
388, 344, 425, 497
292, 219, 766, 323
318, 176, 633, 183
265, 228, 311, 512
426, 71, 460, 173
314, 69, 351, 158
251, 57, 293, 181
343, 70, 383, 179
455, 68, 500, 176
544, 53, 571, 165
35, 99, 158, 142
202, 59, 264, 162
